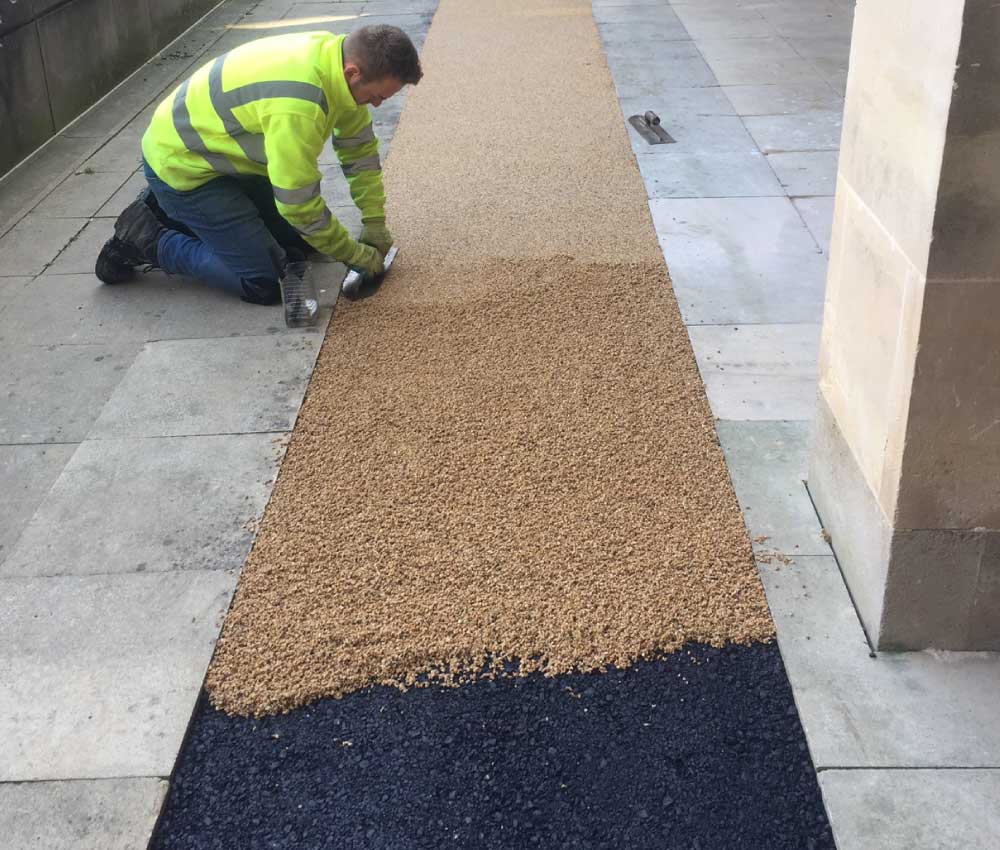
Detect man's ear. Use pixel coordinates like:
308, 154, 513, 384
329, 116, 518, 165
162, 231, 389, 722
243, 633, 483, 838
343, 62, 363, 84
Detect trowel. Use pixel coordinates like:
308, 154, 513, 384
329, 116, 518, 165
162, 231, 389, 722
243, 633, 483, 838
341, 245, 399, 301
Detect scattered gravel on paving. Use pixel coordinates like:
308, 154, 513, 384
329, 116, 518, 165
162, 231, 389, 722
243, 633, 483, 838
154, 644, 835, 850
206, 0, 774, 715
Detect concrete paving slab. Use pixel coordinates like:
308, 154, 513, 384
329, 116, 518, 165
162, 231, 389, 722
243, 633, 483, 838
786, 35, 853, 61
0, 276, 30, 307
0, 777, 167, 850
46, 220, 115, 275
592, 3, 683, 24
760, 555, 1000, 767
0, 344, 138, 444
95, 171, 147, 218
768, 150, 839, 196
704, 56, 830, 87
0, 569, 236, 780
819, 769, 1000, 850
283, 1, 366, 18
80, 127, 145, 174
2, 273, 168, 345
31, 171, 134, 219
89, 335, 322, 439
0, 137, 98, 235
605, 47, 718, 93
670, 7, 775, 39
722, 80, 844, 116
687, 323, 820, 420
363, 0, 439, 14
627, 111, 761, 155
616, 90, 736, 131
794, 195, 836, 254
695, 36, 800, 64
596, 18, 689, 43
637, 150, 783, 199
0, 443, 78, 567
145, 272, 338, 339
744, 110, 843, 153
2, 433, 285, 578
0, 216, 87, 277
650, 197, 828, 324
715, 420, 830, 556
760, 8, 854, 40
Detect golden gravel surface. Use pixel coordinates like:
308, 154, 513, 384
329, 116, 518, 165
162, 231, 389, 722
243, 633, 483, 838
206, 0, 774, 716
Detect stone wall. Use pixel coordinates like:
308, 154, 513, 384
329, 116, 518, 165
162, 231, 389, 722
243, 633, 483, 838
0, 0, 220, 175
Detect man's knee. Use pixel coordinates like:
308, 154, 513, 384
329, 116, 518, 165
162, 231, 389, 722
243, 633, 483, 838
240, 276, 282, 305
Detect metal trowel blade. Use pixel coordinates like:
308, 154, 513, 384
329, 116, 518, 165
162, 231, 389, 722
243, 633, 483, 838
341, 245, 399, 301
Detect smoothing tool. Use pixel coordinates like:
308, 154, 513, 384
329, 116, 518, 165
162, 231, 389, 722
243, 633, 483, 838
341, 245, 399, 301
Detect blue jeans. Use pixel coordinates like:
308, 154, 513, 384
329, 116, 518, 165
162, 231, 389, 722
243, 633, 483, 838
143, 160, 310, 304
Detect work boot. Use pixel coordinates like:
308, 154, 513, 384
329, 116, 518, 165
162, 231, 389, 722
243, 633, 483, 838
94, 198, 167, 285
94, 236, 141, 284
114, 197, 167, 265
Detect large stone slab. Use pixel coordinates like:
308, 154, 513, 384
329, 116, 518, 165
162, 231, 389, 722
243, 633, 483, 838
46, 221, 116, 275
722, 80, 844, 117
0, 777, 167, 850
768, 150, 839, 197
32, 171, 135, 218
0, 136, 101, 234
819, 769, 1000, 850
670, 6, 776, 39
650, 197, 828, 324
760, 555, 1000, 767
89, 335, 322, 439
0, 216, 87, 277
794, 195, 835, 254
605, 44, 718, 94
95, 171, 147, 218
695, 36, 799, 64
0, 569, 236, 780
592, 3, 683, 25
6, 272, 166, 344
636, 151, 783, 199
596, 19, 688, 43
2, 433, 285, 578
687, 323, 821, 421
80, 126, 145, 175
146, 272, 338, 339
706, 56, 829, 87
0, 344, 138, 444
715, 420, 830, 557
0, 443, 78, 567
743, 110, 843, 153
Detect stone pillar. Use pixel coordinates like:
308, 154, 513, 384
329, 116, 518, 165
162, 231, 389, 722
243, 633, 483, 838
809, 0, 1000, 650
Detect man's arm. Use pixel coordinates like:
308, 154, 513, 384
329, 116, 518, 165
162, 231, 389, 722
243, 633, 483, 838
262, 111, 357, 260
332, 109, 385, 222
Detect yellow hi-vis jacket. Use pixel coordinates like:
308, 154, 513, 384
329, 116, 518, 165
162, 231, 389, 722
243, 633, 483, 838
142, 32, 383, 260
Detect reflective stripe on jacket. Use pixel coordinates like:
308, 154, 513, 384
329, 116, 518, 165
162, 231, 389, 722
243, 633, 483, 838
141, 32, 383, 259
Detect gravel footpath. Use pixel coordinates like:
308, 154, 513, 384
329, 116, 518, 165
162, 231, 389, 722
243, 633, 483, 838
206, 0, 773, 716
153, 644, 835, 849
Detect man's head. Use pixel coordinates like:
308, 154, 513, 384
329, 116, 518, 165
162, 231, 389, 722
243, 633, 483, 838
343, 25, 423, 107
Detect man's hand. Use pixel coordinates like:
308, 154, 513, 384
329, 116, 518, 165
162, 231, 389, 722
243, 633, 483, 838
359, 219, 393, 257
347, 240, 385, 277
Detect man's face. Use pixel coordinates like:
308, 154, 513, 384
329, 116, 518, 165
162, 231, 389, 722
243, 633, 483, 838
345, 68, 404, 107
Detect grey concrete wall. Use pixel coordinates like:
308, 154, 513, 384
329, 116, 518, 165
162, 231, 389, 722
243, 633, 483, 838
0, 0, 219, 176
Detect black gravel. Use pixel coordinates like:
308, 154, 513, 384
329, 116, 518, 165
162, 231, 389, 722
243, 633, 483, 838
152, 643, 834, 850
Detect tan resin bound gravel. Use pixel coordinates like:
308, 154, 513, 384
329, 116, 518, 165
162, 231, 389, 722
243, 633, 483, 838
206, 0, 774, 716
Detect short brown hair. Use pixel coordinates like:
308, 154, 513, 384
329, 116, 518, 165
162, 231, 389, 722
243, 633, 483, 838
344, 25, 423, 86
